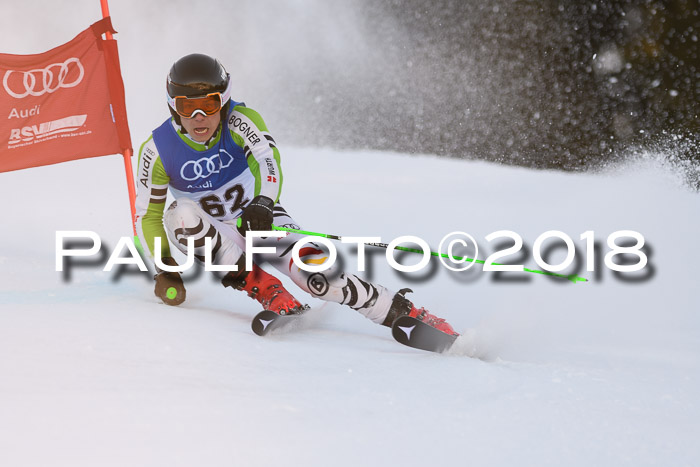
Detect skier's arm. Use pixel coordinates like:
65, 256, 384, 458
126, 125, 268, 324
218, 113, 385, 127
227, 105, 283, 202
134, 136, 172, 261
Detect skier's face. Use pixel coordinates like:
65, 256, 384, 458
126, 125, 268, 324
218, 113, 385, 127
180, 111, 221, 143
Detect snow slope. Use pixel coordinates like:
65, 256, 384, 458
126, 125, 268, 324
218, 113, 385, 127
2, 1, 699, 465
1, 147, 699, 467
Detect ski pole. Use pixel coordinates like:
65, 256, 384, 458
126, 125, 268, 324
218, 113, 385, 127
236, 219, 587, 283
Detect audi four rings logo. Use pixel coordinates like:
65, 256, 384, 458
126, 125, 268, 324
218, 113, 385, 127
180, 150, 235, 181
2, 57, 85, 99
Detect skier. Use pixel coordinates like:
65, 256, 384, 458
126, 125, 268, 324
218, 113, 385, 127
135, 53, 458, 339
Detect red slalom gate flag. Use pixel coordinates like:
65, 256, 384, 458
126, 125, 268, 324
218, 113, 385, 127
0, 17, 132, 173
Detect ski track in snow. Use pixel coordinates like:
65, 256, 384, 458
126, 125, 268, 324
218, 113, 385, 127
1, 146, 699, 467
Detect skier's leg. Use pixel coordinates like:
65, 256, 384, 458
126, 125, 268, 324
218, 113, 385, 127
163, 198, 304, 314
222, 205, 391, 322
242, 205, 456, 334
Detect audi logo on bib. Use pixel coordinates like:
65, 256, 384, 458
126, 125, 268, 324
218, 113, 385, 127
181, 150, 235, 181
2, 57, 84, 98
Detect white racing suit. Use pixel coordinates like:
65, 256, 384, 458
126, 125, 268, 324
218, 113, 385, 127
162, 197, 395, 323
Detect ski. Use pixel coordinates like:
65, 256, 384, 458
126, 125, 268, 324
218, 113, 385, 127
251, 307, 309, 336
391, 316, 458, 353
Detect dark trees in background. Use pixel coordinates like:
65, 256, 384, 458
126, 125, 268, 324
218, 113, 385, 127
280, 1, 697, 173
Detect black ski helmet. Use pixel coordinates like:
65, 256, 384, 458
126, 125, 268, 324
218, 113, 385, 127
166, 53, 231, 127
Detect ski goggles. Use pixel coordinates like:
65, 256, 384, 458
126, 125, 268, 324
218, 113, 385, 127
167, 79, 232, 118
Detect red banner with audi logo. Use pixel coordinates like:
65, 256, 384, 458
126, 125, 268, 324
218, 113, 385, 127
0, 16, 131, 172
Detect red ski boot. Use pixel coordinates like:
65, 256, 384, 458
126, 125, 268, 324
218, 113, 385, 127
222, 263, 305, 315
382, 289, 458, 336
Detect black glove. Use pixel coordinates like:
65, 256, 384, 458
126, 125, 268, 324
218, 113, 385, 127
238, 195, 275, 232
154, 256, 186, 306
